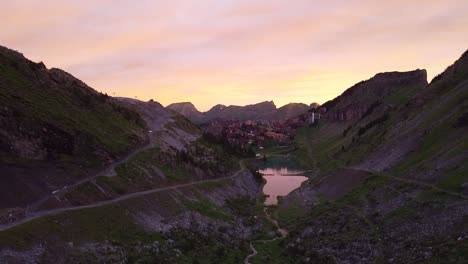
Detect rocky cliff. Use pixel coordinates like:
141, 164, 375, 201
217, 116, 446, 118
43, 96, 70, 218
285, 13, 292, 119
321, 69, 428, 121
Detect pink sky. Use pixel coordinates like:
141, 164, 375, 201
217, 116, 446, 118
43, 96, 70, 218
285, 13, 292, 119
1, 0, 468, 111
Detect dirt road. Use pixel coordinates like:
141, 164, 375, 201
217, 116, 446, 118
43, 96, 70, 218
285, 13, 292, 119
0, 166, 247, 232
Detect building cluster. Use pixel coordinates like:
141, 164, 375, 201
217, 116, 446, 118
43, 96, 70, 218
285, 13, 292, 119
202, 118, 308, 148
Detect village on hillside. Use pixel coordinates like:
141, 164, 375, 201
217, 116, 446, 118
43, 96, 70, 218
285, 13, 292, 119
201, 109, 323, 150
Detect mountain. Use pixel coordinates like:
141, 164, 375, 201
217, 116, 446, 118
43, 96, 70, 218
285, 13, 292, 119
166, 101, 204, 120
168, 100, 310, 123
309, 102, 320, 109
273, 51, 468, 263
205, 100, 276, 120
0, 45, 261, 263
275, 102, 310, 120
0, 45, 148, 208
320, 69, 428, 121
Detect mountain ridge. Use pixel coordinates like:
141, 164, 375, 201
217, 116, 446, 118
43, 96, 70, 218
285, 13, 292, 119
168, 100, 311, 123
319, 69, 428, 121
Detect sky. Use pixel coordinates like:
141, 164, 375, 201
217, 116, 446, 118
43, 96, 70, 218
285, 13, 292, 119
1, 0, 468, 111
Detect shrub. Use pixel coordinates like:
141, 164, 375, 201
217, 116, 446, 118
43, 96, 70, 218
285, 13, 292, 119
357, 113, 389, 136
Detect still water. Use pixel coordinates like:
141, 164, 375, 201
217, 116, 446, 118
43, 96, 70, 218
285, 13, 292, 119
259, 167, 308, 206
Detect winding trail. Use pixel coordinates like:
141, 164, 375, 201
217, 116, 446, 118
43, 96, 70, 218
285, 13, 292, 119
30, 99, 176, 212
30, 140, 154, 211
0, 165, 246, 232
244, 242, 258, 264
244, 207, 288, 263
347, 167, 468, 200
244, 236, 286, 264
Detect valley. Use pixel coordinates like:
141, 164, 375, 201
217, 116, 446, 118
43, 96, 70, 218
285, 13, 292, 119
0, 44, 467, 264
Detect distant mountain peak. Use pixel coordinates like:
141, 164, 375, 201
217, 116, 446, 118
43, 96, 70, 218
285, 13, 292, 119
168, 100, 311, 123
211, 104, 227, 109
167, 102, 199, 111
167, 102, 203, 119
168, 101, 196, 107
310, 102, 320, 109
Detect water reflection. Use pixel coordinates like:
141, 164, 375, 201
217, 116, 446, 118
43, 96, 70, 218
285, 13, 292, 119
259, 167, 306, 176
260, 167, 308, 206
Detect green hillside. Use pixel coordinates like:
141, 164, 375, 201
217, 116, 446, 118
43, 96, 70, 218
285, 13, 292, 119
0, 46, 147, 207
270, 50, 468, 263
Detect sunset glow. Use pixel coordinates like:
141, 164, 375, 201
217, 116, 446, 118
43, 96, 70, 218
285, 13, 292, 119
2, 0, 467, 110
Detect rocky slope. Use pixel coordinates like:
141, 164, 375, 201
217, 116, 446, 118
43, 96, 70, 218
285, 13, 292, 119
272, 50, 468, 263
168, 100, 310, 123
0, 45, 264, 264
0, 93, 261, 262
0, 45, 147, 209
0, 170, 262, 263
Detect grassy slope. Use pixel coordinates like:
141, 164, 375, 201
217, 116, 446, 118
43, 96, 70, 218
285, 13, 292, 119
62, 124, 239, 205
0, 50, 146, 161
0, 175, 259, 263
0, 47, 148, 207
88, 137, 233, 198
272, 52, 468, 263
0, 99, 252, 262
